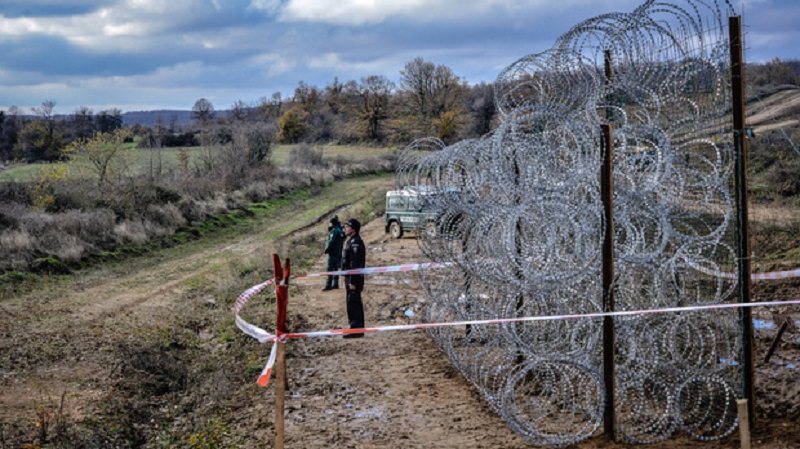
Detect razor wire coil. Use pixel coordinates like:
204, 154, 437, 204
400, 1, 743, 446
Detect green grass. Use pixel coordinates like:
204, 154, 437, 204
0, 143, 398, 182
271, 143, 397, 164
0, 163, 46, 182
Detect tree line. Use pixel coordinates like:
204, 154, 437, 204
0, 57, 496, 163
1, 57, 798, 164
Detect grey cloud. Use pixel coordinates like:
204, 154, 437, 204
0, 0, 797, 111
0, 1, 112, 18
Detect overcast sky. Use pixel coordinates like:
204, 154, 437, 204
1, 0, 797, 113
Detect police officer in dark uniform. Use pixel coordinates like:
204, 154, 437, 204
323, 215, 345, 291
341, 218, 365, 338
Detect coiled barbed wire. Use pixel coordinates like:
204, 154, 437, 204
402, 0, 742, 446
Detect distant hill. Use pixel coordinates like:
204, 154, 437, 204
747, 86, 800, 133
121, 110, 196, 128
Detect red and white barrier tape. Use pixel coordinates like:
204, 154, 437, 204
687, 262, 800, 281
246, 298, 800, 387
296, 261, 455, 279
234, 260, 800, 387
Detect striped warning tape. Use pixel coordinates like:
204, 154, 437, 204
245, 298, 800, 387
234, 260, 800, 387
296, 261, 455, 278
686, 262, 800, 281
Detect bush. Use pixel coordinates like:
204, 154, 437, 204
0, 182, 31, 204
162, 132, 199, 147
58, 209, 117, 248
242, 124, 274, 164
179, 199, 210, 225
0, 201, 28, 228
243, 181, 271, 203
288, 143, 325, 167
145, 203, 186, 229
0, 229, 33, 271
114, 220, 149, 245
37, 232, 85, 262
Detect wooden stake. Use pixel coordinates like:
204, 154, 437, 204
601, 123, 616, 438
274, 338, 285, 449
272, 254, 291, 449
601, 49, 617, 440
737, 399, 752, 449
729, 15, 756, 429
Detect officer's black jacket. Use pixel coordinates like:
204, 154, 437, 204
341, 234, 365, 271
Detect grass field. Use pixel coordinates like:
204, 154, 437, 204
0, 143, 398, 182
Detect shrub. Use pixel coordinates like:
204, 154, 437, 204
288, 143, 325, 167
243, 181, 270, 203
179, 199, 210, 225
36, 232, 85, 262
114, 220, 149, 245
0, 201, 28, 228
242, 123, 274, 164
206, 195, 229, 217
162, 132, 199, 147
0, 182, 31, 205
0, 229, 34, 271
58, 209, 117, 248
145, 203, 186, 229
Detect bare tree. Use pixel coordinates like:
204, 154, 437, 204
70, 106, 95, 140
32, 100, 57, 135
293, 81, 322, 114
192, 98, 215, 126
230, 100, 248, 122
348, 75, 395, 141
398, 58, 467, 134
258, 92, 283, 120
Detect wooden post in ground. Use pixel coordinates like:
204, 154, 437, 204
729, 15, 755, 429
601, 48, 616, 439
601, 123, 616, 438
272, 254, 291, 449
737, 399, 752, 449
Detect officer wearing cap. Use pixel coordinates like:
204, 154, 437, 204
341, 218, 365, 338
323, 215, 345, 291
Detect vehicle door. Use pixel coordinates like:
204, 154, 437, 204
398, 195, 420, 231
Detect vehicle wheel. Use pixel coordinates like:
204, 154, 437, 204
422, 221, 437, 239
390, 222, 403, 239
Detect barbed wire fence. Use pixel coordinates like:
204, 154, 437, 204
397, 0, 746, 446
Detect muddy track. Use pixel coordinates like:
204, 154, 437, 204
285, 201, 355, 238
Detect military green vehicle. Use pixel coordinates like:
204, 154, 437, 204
384, 186, 458, 239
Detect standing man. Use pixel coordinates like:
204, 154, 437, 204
323, 215, 345, 291
341, 218, 365, 338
